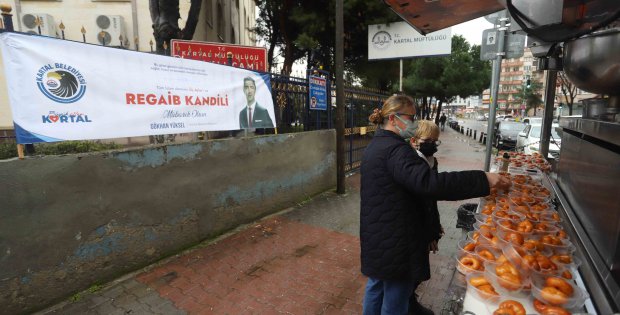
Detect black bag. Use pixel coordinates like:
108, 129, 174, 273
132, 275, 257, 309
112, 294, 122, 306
456, 203, 478, 231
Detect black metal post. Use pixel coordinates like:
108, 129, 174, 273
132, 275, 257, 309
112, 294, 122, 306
227, 51, 233, 66
1, 5, 15, 31
335, 0, 345, 194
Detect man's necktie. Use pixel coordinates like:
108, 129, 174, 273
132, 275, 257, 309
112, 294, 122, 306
248, 107, 253, 128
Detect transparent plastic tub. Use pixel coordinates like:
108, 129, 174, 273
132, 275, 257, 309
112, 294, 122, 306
510, 203, 531, 215
531, 274, 590, 309
530, 203, 551, 212
509, 192, 538, 206
484, 262, 529, 296
459, 239, 478, 253
466, 272, 500, 303
550, 254, 582, 270
456, 251, 485, 275
532, 222, 561, 236
492, 210, 524, 223
473, 222, 496, 239
474, 213, 492, 225
484, 261, 529, 294
475, 245, 502, 264
541, 236, 575, 254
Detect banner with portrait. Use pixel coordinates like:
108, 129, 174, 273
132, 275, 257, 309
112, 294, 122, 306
0, 32, 276, 143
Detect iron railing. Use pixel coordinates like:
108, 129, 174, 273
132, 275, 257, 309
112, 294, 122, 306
0, 8, 390, 171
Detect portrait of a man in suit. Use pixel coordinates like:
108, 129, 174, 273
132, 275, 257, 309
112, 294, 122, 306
239, 77, 274, 129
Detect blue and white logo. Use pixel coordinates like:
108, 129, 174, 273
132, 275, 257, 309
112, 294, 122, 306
36, 63, 87, 103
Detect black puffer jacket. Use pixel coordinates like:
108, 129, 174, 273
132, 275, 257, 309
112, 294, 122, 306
360, 129, 489, 282
424, 157, 442, 244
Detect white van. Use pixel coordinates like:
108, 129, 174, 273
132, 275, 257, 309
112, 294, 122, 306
517, 123, 562, 157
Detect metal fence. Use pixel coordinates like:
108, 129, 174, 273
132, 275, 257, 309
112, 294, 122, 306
1, 9, 390, 171
271, 73, 389, 172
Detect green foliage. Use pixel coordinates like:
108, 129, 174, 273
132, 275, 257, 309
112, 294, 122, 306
254, 0, 399, 89
401, 35, 492, 121
0, 142, 18, 160
69, 283, 103, 302
34, 141, 122, 155
514, 81, 544, 115
0, 141, 121, 160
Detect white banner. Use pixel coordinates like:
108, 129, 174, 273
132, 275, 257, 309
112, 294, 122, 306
368, 22, 451, 60
0, 32, 276, 143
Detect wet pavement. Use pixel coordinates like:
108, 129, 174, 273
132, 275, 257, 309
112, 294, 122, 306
36, 122, 489, 315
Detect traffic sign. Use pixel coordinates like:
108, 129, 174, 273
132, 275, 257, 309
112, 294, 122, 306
480, 29, 499, 61
480, 29, 526, 61
505, 33, 526, 59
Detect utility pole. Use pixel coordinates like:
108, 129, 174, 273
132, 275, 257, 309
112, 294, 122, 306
335, 0, 345, 194
484, 17, 508, 171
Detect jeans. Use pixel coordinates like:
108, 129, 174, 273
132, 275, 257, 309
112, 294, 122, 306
362, 277, 415, 315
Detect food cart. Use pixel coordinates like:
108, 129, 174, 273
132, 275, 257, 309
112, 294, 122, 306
382, 0, 620, 313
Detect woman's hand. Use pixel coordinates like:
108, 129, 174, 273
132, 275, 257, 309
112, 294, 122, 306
429, 240, 439, 254
485, 172, 511, 189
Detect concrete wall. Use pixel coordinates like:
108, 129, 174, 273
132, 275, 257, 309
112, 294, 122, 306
0, 130, 336, 314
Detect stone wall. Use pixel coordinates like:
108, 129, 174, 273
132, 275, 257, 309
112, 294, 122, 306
0, 130, 336, 314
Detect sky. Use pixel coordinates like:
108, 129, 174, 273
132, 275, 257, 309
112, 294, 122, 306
452, 17, 495, 46
275, 16, 496, 75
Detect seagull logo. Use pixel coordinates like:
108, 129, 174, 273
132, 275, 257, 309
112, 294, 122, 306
36, 63, 86, 103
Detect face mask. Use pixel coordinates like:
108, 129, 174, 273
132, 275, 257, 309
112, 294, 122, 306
419, 142, 438, 156
394, 115, 418, 139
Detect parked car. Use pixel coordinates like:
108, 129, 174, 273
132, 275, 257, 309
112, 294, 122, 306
448, 117, 459, 129
494, 120, 526, 149
475, 114, 487, 121
517, 123, 562, 157
522, 117, 543, 125
496, 114, 514, 121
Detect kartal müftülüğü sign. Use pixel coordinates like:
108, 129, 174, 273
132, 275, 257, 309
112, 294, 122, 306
171, 39, 268, 72
368, 21, 451, 60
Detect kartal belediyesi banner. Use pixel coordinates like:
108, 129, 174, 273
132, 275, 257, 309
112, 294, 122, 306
0, 32, 276, 144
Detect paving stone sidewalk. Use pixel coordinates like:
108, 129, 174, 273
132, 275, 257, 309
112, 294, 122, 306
37, 124, 487, 315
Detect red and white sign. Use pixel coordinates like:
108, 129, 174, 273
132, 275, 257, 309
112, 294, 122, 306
171, 39, 268, 72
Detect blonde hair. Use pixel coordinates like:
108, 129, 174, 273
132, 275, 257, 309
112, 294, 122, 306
368, 94, 415, 125
414, 120, 440, 139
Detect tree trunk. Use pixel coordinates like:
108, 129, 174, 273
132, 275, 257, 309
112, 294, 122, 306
422, 97, 428, 119
267, 34, 276, 72
150, 0, 201, 55
279, 0, 294, 76
435, 100, 443, 125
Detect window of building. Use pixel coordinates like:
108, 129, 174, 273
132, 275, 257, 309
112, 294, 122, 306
231, 26, 236, 44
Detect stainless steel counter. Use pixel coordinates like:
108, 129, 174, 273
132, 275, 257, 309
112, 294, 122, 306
553, 117, 620, 313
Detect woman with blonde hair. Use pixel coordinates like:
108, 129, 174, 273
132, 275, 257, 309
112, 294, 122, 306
360, 95, 508, 315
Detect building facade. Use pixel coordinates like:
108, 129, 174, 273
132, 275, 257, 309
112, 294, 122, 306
0, 0, 257, 131
481, 46, 596, 118
482, 47, 544, 116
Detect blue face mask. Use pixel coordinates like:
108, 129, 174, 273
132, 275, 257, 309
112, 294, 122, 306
394, 114, 418, 139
